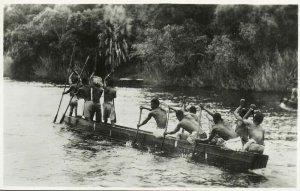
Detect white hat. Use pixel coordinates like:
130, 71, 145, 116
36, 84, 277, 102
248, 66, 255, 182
92, 76, 103, 86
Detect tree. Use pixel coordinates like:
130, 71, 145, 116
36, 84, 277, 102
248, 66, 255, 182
98, 5, 131, 75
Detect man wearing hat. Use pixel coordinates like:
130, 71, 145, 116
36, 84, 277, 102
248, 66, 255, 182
79, 75, 103, 122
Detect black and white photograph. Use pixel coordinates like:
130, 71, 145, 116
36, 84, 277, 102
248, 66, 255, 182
1, 0, 299, 189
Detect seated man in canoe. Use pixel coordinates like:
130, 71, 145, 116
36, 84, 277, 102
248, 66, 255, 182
167, 104, 207, 143
235, 106, 265, 154
233, 99, 251, 145
197, 106, 243, 151
103, 79, 117, 126
137, 98, 167, 138
180, 96, 202, 122
164, 110, 207, 144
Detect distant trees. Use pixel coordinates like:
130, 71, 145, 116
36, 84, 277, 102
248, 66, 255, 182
129, 4, 297, 90
4, 4, 130, 82
4, 4, 298, 91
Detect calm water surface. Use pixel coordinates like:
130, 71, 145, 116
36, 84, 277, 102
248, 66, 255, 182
3, 80, 297, 187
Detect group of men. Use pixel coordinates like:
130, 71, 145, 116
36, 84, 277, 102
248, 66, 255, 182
63, 72, 117, 125
137, 98, 265, 154
63, 71, 265, 154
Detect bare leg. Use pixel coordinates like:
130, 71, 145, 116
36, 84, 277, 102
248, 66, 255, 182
74, 106, 77, 117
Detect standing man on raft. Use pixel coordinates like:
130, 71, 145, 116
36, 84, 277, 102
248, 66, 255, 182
103, 78, 117, 126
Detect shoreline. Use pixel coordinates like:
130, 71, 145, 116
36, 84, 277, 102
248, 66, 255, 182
3, 77, 293, 94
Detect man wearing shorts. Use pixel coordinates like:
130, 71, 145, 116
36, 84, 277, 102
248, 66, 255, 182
103, 79, 117, 125
137, 98, 167, 138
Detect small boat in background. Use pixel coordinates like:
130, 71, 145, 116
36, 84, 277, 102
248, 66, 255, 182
280, 97, 297, 112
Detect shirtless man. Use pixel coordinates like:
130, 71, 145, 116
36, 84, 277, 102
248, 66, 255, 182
197, 106, 242, 151
181, 97, 199, 122
103, 79, 117, 125
235, 107, 265, 154
76, 76, 103, 122
168, 104, 207, 140
63, 72, 81, 117
233, 99, 250, 145
137, 98, 167, 138
164, 110, 206, 144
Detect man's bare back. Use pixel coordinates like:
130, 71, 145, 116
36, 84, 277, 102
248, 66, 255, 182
177, 117, 198, 134
137, 98, 167, 131
212, 123, 239, 141
149, 107, 167, 129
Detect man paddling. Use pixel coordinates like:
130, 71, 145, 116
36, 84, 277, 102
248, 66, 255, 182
235, 106, 265, 154
233, 99, 250, 145
137, 98, 167, 138
103, 79, 117, 126
63, 72, 82, 117
197, 106, 242, 151
181, 98, 200, 122
168, 104, 207, 140
164, 110, 207, 144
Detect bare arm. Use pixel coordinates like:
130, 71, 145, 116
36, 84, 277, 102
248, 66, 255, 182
201, 106, 214, 117
68, 72, 74, 84
234, 99, 246, 120
197, 128, 217, 143
140, 106, 151, 111
165, 124, 181, 135
137, 113, 152, 127
197, 107, 202, 127
63, 86, 73, 94
234, 106, 243, 121
181, 96, 187, 111
243, 109, 253, 119
168, 106, 178, 112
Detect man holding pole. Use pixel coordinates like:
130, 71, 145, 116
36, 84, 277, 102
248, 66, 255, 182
63, 72, 81, 117
103, 78, 117, 126
164, 110, 207, 144
137, 98, 167, 138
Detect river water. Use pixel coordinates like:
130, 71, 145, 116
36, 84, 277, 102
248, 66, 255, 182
3, 80, 298, 188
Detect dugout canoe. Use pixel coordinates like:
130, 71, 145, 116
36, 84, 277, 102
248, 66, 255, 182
64, 116, 269, 171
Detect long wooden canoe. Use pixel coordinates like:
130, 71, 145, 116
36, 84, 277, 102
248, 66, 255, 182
64, 116, 269, 172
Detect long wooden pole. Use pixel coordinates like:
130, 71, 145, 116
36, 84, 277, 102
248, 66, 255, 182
59, 56, 90, 124
53, 44, 76, 123
133, 108, 143, 144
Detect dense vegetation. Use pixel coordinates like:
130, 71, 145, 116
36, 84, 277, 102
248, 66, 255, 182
4, 4, 298, 91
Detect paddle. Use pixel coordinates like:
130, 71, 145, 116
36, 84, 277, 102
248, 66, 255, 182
113, 99, 117, 123
133, 107, 143, 144
160, 106, 170, 151
59, 56, 90, 124
53, 44, 76, 123
104, 70, 114, 81
192, 106, 203, 155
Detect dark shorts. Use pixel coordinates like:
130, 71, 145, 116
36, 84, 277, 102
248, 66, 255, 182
103, 102, 116, 121
70, 100, 78, 109
84, 101, 102, 122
